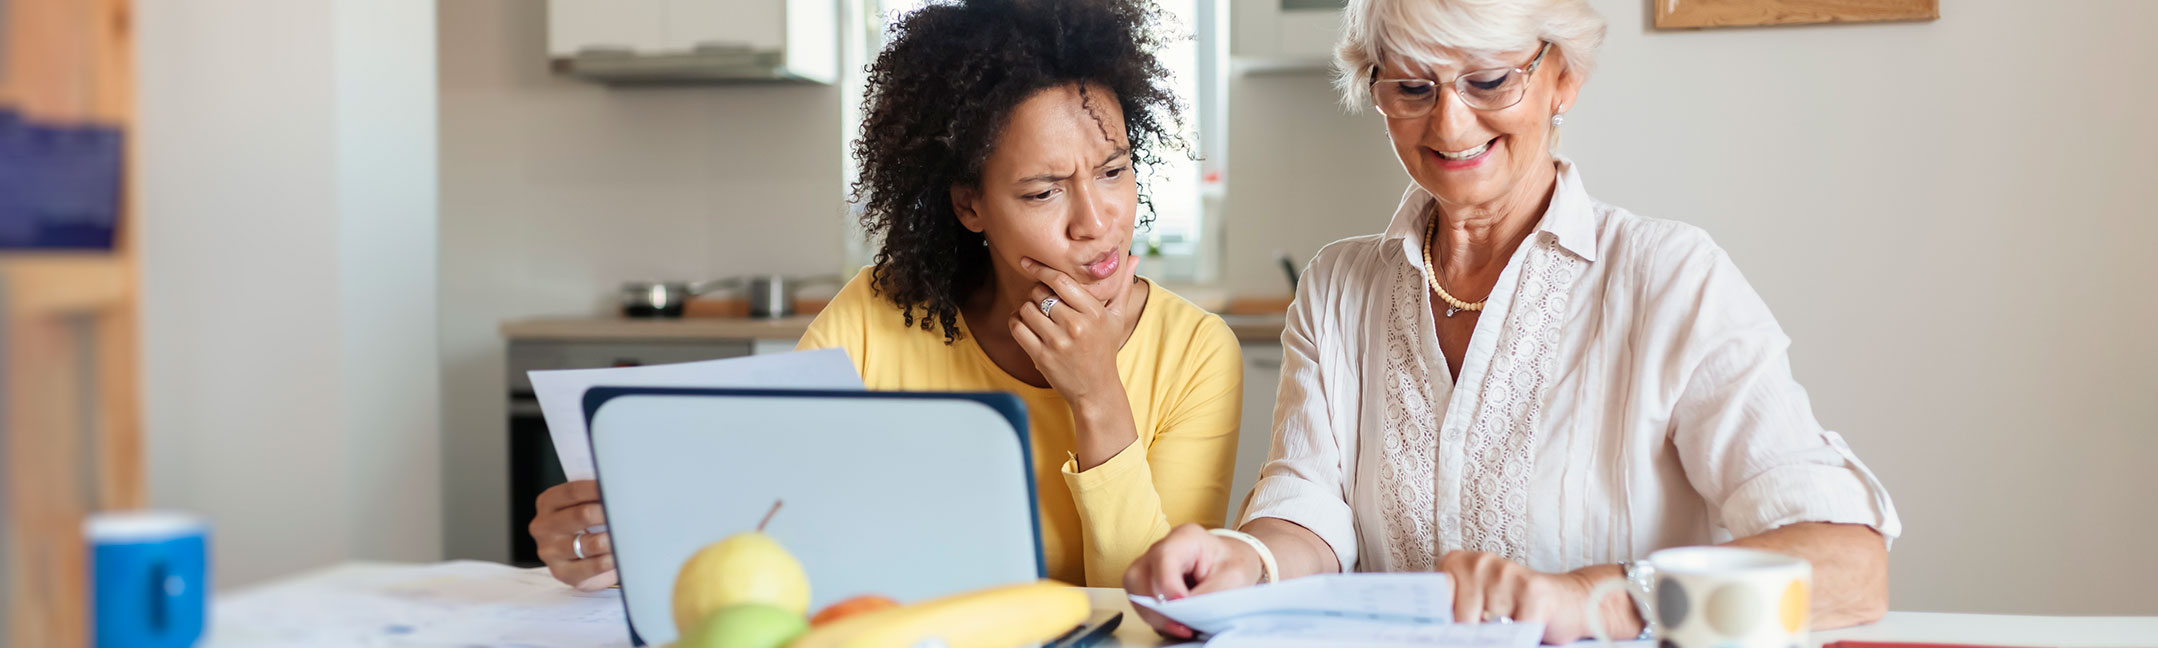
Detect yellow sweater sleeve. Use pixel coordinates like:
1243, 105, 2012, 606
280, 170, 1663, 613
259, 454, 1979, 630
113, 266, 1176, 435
1059, 316, 1243, 587
796, 268, 873, 378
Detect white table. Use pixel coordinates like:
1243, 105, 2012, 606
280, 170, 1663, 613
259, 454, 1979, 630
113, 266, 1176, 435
1078, 589, 2158, 647
209, 562, 2158, 647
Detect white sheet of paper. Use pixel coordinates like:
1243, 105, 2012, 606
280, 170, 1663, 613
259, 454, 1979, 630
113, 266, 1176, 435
1129, 573, 1456, 636
211, 560, 630, 647
1204, 615, 1545, 648
529, 348, 865, 483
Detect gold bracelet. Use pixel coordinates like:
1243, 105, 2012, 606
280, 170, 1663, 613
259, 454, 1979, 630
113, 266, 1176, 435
1208, 528, 1279, 585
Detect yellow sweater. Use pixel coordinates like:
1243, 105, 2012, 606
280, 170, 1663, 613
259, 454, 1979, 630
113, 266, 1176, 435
798, 267, 1242, 586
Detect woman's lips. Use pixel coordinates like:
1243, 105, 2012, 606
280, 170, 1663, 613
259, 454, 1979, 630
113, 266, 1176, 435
1082, 251, 1122, 281
1428, 136, 1498, 171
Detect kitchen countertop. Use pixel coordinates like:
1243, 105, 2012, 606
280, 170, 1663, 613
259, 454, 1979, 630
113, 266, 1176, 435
501, 315, 827, 341
500, 313, 1287, 344
1218, 314, 1286, 344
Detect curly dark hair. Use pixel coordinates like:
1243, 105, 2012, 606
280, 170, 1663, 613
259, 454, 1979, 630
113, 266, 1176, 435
851, 0, 1187, 344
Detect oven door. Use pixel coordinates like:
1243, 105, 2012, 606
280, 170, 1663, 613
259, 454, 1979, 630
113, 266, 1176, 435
508, 394, 566, 567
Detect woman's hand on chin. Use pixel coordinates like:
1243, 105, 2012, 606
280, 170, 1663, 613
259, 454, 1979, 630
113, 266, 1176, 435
1007, 255, 1136, 407
1009, 254, 1142, 469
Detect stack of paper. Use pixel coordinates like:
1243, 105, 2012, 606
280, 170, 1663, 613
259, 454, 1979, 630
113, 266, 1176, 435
1129, 573, 1461, 635
1208, 616, 1546, 648
212, 561, 630, 647
1129, 573, 1650, 648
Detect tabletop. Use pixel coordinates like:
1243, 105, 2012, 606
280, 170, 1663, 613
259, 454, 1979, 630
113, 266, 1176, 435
207, 562, 2158, 647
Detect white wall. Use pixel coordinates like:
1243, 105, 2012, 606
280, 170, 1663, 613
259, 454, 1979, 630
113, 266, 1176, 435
435, 0, 846, 562
138, 0, 441, 588
1219, 1, 2158, 615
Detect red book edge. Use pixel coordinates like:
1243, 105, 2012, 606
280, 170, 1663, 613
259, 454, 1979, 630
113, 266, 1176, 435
1825, 642, 2049, 648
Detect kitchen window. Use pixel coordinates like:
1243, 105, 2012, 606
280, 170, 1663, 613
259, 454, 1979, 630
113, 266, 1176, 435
839, 0, 1227, 284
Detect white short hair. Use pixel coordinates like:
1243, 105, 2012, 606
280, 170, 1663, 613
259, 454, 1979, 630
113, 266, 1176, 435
1334, 0, 1608, 112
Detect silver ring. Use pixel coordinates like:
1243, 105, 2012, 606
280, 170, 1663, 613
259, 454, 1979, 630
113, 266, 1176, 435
1038, 296, 1059, 316
1480, 611, 1513, 624
573, 531, 587, 561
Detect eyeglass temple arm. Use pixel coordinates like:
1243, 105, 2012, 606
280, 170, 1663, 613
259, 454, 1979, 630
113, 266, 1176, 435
1525, 41, 1552, 73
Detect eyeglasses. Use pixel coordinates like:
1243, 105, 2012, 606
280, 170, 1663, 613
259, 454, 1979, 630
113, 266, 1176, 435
1368, 42, 1552, 117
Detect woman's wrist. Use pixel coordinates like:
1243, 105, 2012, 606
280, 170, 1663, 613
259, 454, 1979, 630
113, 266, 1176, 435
1067, 382, 1135, 442
1568, 564, 1643, 636
1068, 389, 1137, 471
1210, 528, 1277, 586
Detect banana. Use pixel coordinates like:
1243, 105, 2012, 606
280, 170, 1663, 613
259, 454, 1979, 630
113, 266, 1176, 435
789, 581, 1089, 648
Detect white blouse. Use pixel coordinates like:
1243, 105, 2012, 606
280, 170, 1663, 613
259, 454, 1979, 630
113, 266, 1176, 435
1239, 159, 1901, 574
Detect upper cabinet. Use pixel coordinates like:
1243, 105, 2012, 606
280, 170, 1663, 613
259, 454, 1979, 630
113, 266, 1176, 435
547, 0, 837, 85
1231, 0, 1345, 73
546, 0, 665, 56
660, 0, 785, 52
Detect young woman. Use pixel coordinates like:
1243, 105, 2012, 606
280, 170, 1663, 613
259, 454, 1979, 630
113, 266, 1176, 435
532, 0, 1242, 589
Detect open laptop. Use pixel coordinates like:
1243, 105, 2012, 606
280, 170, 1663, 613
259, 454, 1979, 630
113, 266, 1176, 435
583, 387, 1045, 646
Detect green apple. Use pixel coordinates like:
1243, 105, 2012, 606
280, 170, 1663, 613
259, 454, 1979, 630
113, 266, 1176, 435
672, 530, 811, 634
676, 604, 807, 648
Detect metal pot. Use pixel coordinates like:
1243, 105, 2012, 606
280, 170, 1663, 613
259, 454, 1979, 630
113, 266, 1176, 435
617, 275, 843, 318
738, 274, 844, 318
617, 279, 728, 318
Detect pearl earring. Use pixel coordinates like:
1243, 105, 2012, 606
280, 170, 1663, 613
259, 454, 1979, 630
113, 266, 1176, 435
1552, 113, 1566, 127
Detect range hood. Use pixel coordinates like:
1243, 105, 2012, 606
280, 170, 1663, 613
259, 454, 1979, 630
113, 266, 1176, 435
546, 0, 837, 86
554, 44, 824, 85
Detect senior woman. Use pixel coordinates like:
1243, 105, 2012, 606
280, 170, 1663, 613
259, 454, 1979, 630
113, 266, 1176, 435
1124, 0, 1900, 643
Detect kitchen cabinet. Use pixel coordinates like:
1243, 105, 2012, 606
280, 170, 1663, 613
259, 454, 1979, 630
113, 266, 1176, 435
1226, 343, 1284, 524
546, 0, 836, 83
660, 0, 785, 53
546, 0, 665, 57
1232, 0, 1345, 71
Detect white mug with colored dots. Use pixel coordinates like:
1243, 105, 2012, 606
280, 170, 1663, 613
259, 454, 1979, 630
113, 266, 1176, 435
1585, 546, 1812, 648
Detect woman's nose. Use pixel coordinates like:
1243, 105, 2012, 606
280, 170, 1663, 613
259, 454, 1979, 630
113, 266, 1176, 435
1428, 85, 1480, 142
1066, 184, 1111, 241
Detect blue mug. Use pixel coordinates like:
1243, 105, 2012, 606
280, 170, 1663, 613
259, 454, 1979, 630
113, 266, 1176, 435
87, 511, 209, 648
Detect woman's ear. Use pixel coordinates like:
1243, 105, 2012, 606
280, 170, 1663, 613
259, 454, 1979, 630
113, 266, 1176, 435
1553, 54, 1584, 116
951, 184, 986, 234
1555, 77, 1582, 117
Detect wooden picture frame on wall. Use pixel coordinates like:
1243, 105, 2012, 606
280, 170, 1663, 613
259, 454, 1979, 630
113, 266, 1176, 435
1654, 0, 1938, 29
